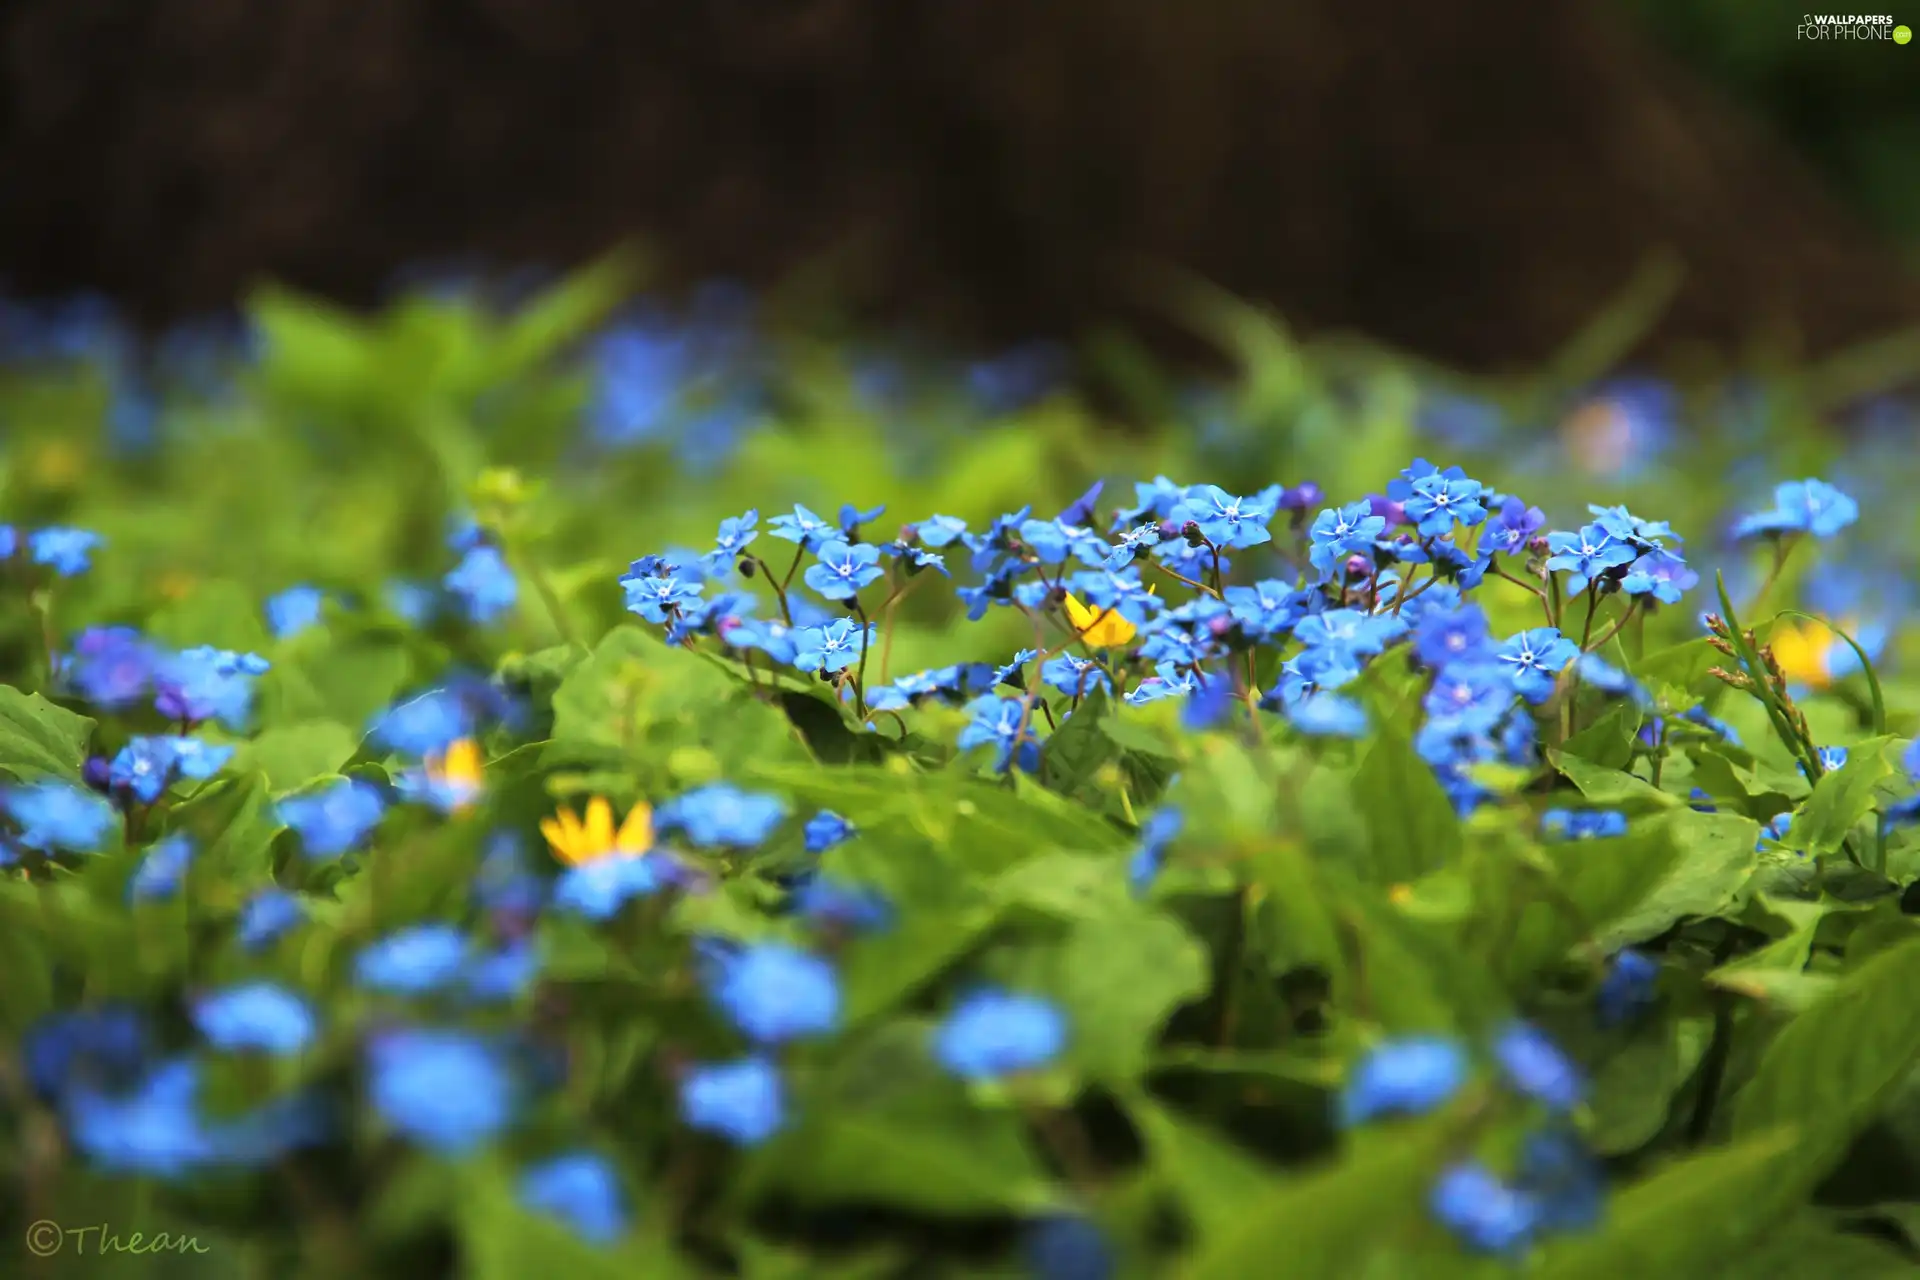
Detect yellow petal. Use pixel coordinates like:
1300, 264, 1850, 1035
1770, 619, 1832, 689
1064, 593, 1137, 649
614, 801, 654, 854
583, 796, 616, 858
538, 813, 576, 864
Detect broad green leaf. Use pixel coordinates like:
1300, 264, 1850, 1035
1040, 683, 1119, 797
0, 685, 94, 783
1531, 1126, 1802, 1280
1180, 1113, 1470, 1280
237, 720, 358, 793
1551, 752, 1681, 811
1043, 909, 1209, 1080
1562, 705, 1638, 771
1734, 937, 1920, 1174
838, 905, 1001, 1026
1796, 736, 1896, 855
1725, 1214, 1919, 1280
1587, 1015, 1713, 1155
1351, 720, 1460, 884
1126, 1095, 1274, 1240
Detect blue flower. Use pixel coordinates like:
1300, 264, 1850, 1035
1596, 950, 1660, 1027
553, 855, 674, 921
1403, 471, 1488, 537
1539, 809, 1629, 841
1544, 525, 1638, 594
769, 504, 836, 552
445, 545, 519, 624
1041, 654, 1111, 698
384, 579, 440, 626
804, 539, 884, 600
792, 617, 873, 674
28, 526, 102, 576
278, 779, 388, 859
368, 688, 474, 757
1170, 485, 1278, 550
25, 1006, 151, 1102
1619, 549, 1697, 605
265, 585, 327, 639
109, 735, 235, 805
355, 923, 471, 994
193, 982, 317, 1055
61, 1058, 210, 1176
237, 889, 306, 950
1732, 478, 1858, 540
803, 810, 855, 853
1761, 811, 1794, 850
1430, 1162, 1541, 1255
60, 626, 160, 710
790, 876, 893, 931
366, 1028, 515, 1153
464, 941, 540, 1003
703, 509, 760, 576
1414, 604, 1493, 669
1295, 608, 1404, 661
4, 781, 115, 853
679, 1056, 785, 1145
154, 646, 269, 729
1484, 496, 1546, 556
1024, 1215, 1116, 1280
1575, 653, 1647, 703
657, 783, 788, 848
956, 694, 1041, 771
128, 834, 194, 903
915, 515, 970, 548
1515, 1129, 1606, 1231
1338, 1037, 1469, 1126
620, 562, 705, 624
709, 942, 842, 1045
1497, 629, 1579, 704
1492, 1022, 1584, 1112
518, 1151, 629, 1245
933, 989, 1067, 1081
1128, 806, 1183, 897
1308, 502, 1387, 577
1225, 579, 1304, 640
1287, 693, 1369, 738
1423, 663, 1513, 735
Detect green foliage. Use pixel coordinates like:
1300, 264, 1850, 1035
2, 266, 1919, 1280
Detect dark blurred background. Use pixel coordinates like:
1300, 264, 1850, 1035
2, 0, 1916, 377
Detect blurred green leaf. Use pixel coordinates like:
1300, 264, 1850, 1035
0, 685, 94, 783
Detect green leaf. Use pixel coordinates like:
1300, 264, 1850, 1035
1531, 1126, 1802, 1280
455, 1159, 687, 1280
1351, 720, 1461, 884
1734, 937, 1920, 1174
1538, 809, 1757, 957
1587, 1015, 1713, 1155
0, 685, 94, 783
1563, 705, 1638, 771
1126, 1095, 1273, 1240
1550, 752, 1681, 811
1042, 908, 1210, 1080
236, 721, 358, 794
1797, 736, 1896, 856
1040, 683, 1120, 798
837, 904, 1001, 1026
752, 1022, 1055, 1216
1725, 1214, 1920, 1280
1181, 1113, 1469, 1279
169, 772, 282, 884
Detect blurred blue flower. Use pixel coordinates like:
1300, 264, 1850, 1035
355, 923, 471, 994
553, 855, 674, 921
366, 1028, 515, 1153
804, 810, 854, 854
1414, 604, 1493, 670
154, 646, 269, 729
1732, 478, 1859, 540
384, 580, 440, 626
679, 1056, 785, 1146
1515, 1129, 1606, 1231
1430, 1161, 1540, 1255
790, 876, 893, 932
237, 888, 306, 950
369, 688, 474, 758
445, 545, 519, 624
4, 780, 116, 853
709, 942, 842, 1045
464, 941, 540, 1003
28, 527, 102, 576
109, 735, 234, 804
934, 989, 1067, 1081
657, 783, 787, 848
128, 834, 195, 903
60, 626, 161, 710
1339, 1037, 1469, 1126
1540, 809, 1629, 841
193, 982, 318, 1055
25, 1006, 151, 1102
1492, 1022, 1584, 1112
265, 585, 327, 639
278, 779, 388, 860
1287, 693, 1369, 738
1024, 1215, 1115, 1280
518, 1151, 629, 1245
1128, 805, 1183, 897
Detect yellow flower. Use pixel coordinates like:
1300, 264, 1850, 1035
424, 737, 485, 813
1770, 617, 1840, 690
539, 796, 653, 867
1064, 591, 1144, 648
